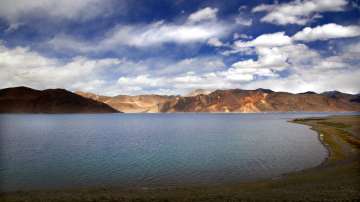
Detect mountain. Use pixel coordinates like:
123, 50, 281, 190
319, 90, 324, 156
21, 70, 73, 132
77, 88, 360, 113
186, 89, 213, 97
162, 89, 360, 112
76, 91, 174, 113
0, 87, 119, 113
3, 87, 357, 113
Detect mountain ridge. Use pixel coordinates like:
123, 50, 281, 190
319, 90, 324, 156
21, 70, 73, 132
1, 86, 359, 113
76, 88, 360, 113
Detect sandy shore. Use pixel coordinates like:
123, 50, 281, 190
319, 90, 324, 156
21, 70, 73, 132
1, 115, 359, 202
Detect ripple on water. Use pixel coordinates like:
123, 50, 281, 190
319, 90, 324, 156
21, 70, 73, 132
0, 113, 340, 191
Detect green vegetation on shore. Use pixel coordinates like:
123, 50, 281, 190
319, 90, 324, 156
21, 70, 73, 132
1, 115, 359, 202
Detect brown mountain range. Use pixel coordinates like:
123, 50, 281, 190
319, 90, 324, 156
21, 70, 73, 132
0, 86, 359, 113
0, 87, 119, 113
75, 91, 175, 113
76, 88, 360, 113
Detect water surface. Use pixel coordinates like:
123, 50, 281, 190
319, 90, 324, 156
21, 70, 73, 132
0, 113, 348, 192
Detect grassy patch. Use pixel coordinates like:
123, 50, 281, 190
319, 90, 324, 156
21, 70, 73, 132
318, 121, 350, 129
293, 118, 325, 122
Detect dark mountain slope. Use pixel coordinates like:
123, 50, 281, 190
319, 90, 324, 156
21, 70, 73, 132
0, 87, 119, 113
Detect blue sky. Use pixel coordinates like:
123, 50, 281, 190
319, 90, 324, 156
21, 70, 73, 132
0, 0, 360, 95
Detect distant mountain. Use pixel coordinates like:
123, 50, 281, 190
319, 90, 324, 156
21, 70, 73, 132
76, 91, 174, 113
77, 88, 360, 113
186, 89, 213, 97
0, 87, 119, 113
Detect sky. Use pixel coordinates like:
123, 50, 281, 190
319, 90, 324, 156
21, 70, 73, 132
0, 0, 360, 96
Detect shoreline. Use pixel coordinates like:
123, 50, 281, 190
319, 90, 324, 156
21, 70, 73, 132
1, 115, 359, 201
292, 115, 359, 161
289, 119, 332, 169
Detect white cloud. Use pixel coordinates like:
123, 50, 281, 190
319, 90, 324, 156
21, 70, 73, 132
207, 38, 224, 47
340, 40, 360, 59
235, 32, 292, 48
117, 74, 164, 88
86, 42, 360, 94
235, 4, 253, 26
243, 68, 360, 94
145, 57, 226, 76
229, 41, 324, 85
114, 56, 280, 95
235, 16, 252, 26
1, 37, 360, 96
252, 0, 348, 25
187, 7, 218, 24
230, 27, 359, 76
225, 66, 276, 79
103, 21, 227, 47
49, 19, 230, 51
115, 70, 247, 95
233, 33, 252, 40
314, 56, 348, 69
228, 41, 360, 94
0, 0, 112, 24
0, 42, 122, 93
293, 23, 360, 42
220, 47, 254, 56
0, 42, 230, 95
230, 45, 294, 74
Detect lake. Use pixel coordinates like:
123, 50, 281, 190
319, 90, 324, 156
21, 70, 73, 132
0, 113, 350, 192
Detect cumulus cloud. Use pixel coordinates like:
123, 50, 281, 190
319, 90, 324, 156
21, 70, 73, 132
187, 7, 218, 23
235, 32, 292, 48
231, 42, 360, 94
1, 39, 360, 95
228, 25, 360, 78
228, 43, 317, 78
115, 56, 281, 95
243, 68, 360, 94
0, 42, 228, 95
231, 33, 360, 94
231, 48, 287, 71
293, 23, 360, 41
314, 56, 348, 69
114, 39, 360, 95
226, 27, 360, 93
0, 42, 122, 93
252, 0, 348, 25
0, 42, 271, 95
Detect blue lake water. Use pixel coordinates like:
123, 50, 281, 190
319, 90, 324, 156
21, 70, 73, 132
0, 113, 353, 192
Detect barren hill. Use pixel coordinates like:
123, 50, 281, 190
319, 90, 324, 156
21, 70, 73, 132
0, 87, 119, 113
